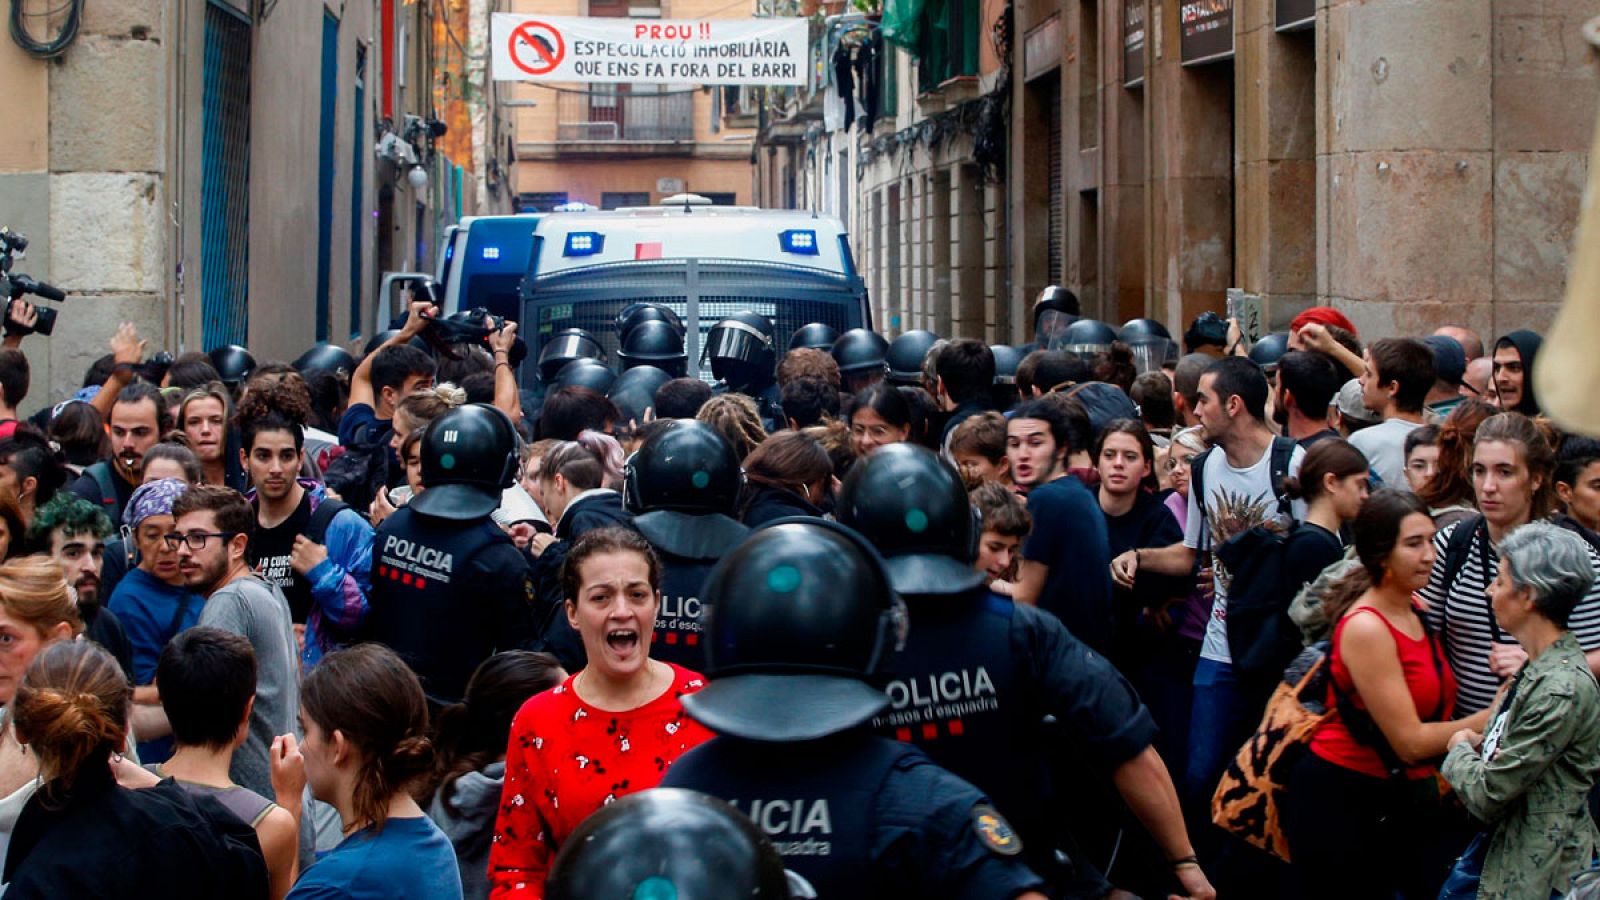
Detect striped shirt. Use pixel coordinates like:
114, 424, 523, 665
1419, 518, 1600, 715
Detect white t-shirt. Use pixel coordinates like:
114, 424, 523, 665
1184, 440, 1306, 663
1349, 418, 1422, 490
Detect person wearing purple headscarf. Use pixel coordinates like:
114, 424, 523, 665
105, 477, 199, 761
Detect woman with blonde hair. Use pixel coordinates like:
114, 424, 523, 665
178, 382, 245, 490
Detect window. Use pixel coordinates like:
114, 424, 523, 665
915, 0, 979, 93
700, 192, 737, 205
602, 192, 651, 209
520, 192, 570, 212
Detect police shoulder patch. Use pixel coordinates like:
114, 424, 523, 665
970, 804, 1023, 857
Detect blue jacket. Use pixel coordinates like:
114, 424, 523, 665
249, 480, 374, 669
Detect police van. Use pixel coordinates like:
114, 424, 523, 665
520, 198, 870, 383
438, 214, 545, 324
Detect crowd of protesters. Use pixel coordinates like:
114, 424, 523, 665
0, 284, 1591, 900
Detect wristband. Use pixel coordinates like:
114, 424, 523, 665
1170, 855, 1200, 869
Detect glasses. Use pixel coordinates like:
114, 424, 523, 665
161, 531, 237, 550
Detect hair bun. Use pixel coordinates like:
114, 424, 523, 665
384, 734, 435, 782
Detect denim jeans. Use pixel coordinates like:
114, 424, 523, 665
1437, 833, 1487, 900
1185, 658, 1252, 811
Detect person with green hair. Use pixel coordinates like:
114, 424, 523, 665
26, 491, 133, 678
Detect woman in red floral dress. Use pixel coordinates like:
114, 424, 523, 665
487, 527, 712, 899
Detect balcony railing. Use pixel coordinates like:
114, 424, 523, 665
557, 90, 695, 142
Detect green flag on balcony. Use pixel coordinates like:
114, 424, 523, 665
881, 0, 925, 50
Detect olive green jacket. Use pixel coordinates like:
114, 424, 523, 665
1442, 632, 1600, 899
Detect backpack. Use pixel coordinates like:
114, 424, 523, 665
322, 433, 388, 516
306, 497, 349, 545
1211, 643, 1332, 861
1216, 524, 1329, 683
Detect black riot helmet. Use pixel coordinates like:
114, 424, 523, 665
363, 330, 404, 357
615, 302, 683, 342
552, 358, 616, 395
546, 788, 790, 900
1033, 286, 1081, 344
1121, 318, 1174, 374
835, 443, 986, 597
608, 364, 673, 424
830, 327, 889, 384
207, 345, 257, 387
624, 419, 743, 516
408, 403, 519, 521
991, 344, 1023, 386
1249, 332, 1291, 373
885, 330, 940, 386
703, 312, 776, 392
618, 319, 687, 377
683, 519, 905, 742
788, 322, 838, 352
1053, 318, 1117, 355
1119, 318, 1172, 345
537, 328, 604, 382
292, 343, 357, 378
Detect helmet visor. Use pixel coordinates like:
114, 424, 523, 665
1130, 343, 1165, 375
539, 332, 599, 366
1035, 309, 1073, 344
701, 321, 773, 367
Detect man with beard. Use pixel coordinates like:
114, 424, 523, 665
238, 385, 372, 669
28, 492, 133, 679
171, 485, 299, 806
1272, 350, 1342, 448
69, 381, 167, 523
1110, 357, 1304, 867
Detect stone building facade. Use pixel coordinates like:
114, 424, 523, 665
1012, 0, 1600, 342
0, 0, 514, 405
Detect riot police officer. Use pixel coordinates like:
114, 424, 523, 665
661, 519, 1050, 900
293, 342, 357, 379
835, 444, 1216, 900
1029, 286, 1080, 351
830, 327, 889, 393
623, 419, 750, 668
885, 330, 940, 387
1056, 318, 1118, 355
618, 319, 688, 377
546, 788, 793, 900
365, 403, 537, 708
788, 322, 838, 352
704, 311, 783, 430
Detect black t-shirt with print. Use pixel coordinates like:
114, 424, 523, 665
253, 493, 314, 623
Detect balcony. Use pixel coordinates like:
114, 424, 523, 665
556, 89, 695, 145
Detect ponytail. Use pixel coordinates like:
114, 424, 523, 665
301, 644, 433, 832
12, 641, 129, 804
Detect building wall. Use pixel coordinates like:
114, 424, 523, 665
1006, 0, 1600, 343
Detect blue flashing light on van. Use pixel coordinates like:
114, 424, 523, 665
779, 229, 819, 255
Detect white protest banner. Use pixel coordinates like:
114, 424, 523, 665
491, 13, 808, 86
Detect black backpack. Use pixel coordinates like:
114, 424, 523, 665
321, 430, 389, 516
1216, 524, 1328, 683
1188, 435, 1298, 534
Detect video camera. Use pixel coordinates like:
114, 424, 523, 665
421, 307, 528, 368
0, 228, 67, 336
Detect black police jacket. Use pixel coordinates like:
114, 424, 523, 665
635, 510, 749, 669
869, 588, 1158, 879
529, 490, 636, 672
739, 483, 823, 529
366, 506, 538, 706
662, 730, 1046, 900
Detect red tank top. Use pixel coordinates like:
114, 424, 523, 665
1309, 605, 1456, 780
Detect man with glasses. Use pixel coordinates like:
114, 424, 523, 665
171, 484, 299, 809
